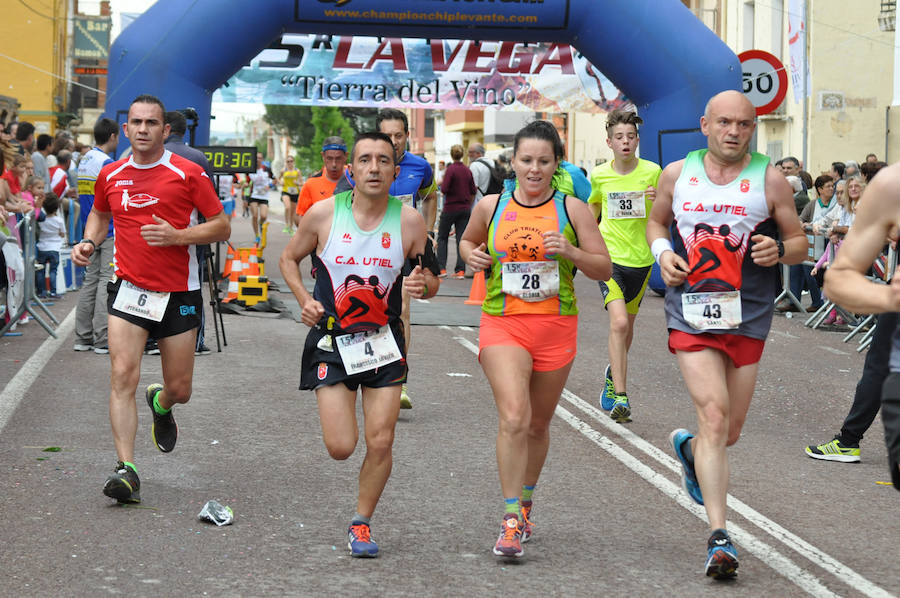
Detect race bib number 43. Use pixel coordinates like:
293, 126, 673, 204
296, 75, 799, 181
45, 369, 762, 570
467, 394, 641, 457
335, 325, 402, 375
501, 261, 560, 302
607, 190, 646, 219
112, 280, 170, 322
681, 291, 742, 330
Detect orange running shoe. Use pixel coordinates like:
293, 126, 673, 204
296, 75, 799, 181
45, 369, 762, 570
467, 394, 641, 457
492, 513, 523, 557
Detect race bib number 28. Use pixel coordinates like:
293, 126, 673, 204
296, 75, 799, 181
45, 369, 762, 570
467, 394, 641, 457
501, 261, 560, 301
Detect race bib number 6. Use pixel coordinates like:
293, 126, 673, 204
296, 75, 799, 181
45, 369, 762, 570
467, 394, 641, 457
335, 324, 402, 375
112, 280, 171, 322
607, 190, 646, 219
681, 291, 742, 330
501, 261, 560, 302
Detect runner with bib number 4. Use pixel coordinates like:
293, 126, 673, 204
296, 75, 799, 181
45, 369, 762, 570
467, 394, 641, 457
279, 131, 440, 558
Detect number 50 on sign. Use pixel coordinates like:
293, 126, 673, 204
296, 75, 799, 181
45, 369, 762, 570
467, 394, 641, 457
738, 50, 788, 116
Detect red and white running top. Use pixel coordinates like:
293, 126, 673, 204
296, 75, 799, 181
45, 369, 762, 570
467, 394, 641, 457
93, 150, 223, 292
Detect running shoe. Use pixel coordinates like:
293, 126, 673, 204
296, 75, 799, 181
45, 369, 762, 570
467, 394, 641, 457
520, 501, 534, 543
610, 394, 631, 423
145, 384, 177, 453
102, 462, 141, 503
399, 384, 412, 409
438, 269, 448, 278
93, 346, 109, 355
195, 344, 212, 356
73, 343, 93, 352
282, 226, 292, 234
347, 521, 379, 557
705, 530, 739, 579
492, 513, 524, 557
601, 364, 616, 411
145, 340, 160, 355
804, 437, 861, 463
670, 428, 703, 505
453, 271, 466, 279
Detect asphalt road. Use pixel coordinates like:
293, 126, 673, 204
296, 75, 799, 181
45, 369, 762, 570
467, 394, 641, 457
1, 208, 897, 597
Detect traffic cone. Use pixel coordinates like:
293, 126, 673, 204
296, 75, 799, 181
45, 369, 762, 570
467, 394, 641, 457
240, 247, 260, 277
223, 252, 245, 303
464, 270, 486, 305
221, 245, 236, 279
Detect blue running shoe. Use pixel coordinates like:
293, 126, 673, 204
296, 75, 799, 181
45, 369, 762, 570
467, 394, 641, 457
610, 394, 631, 423
705, 530, 739, 579
601, 364, 616, 411
670, 428, 703, 505
348, 521, 379, 557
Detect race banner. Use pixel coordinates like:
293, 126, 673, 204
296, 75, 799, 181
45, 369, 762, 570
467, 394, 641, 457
213, 34, 629, 113
298, 0, 569, 30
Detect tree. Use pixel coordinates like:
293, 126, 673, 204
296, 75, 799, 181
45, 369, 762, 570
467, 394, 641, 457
264, 105, 357, 174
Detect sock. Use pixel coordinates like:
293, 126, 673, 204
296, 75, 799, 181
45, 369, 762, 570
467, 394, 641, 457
709, 528, 729, 541
123, 461, 137, 474
351, 513, 370, 525
521, 485, 535, 503
683, 435, 695, 467
152, 390, 171, 415
504, 497, 520, 516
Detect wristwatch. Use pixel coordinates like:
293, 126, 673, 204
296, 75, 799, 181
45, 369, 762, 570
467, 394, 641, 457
776, 240, 785, 258
80, 239, 97, 250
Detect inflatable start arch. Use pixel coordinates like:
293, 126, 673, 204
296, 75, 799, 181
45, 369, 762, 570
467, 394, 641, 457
104, 0, 740, 165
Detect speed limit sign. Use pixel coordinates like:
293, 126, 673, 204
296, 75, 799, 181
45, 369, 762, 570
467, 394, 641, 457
738, 50, 788, 116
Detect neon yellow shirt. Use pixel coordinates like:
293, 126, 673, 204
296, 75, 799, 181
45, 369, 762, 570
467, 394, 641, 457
281, 169, 301, 195
588, 158, 661, 267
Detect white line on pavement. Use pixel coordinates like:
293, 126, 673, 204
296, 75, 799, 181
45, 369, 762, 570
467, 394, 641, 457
561, 392, 894, 598
0, 308, 76, 434
556, 407, 840, 598
452, 333, 894, 598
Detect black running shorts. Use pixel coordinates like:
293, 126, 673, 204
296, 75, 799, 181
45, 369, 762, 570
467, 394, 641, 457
299, 319, 408, 391
107, 278, 202, 339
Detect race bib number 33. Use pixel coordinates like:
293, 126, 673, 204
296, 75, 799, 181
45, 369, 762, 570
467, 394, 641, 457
112, 280, 170, 322
681, 291, 742, 330
335, 325, 402, 375
501, 261, 560, 301
607, 190, 646, 219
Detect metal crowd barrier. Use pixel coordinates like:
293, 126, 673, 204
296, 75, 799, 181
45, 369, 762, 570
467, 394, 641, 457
0, 212, 59, 338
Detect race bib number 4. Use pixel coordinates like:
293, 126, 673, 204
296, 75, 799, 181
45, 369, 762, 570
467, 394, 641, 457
335, 324, 402, 375
112, 280, 170, 322
607, 190, 646, 219
501, 261, 560, 302
681, 291, 742, 330
396, 193, 414, 206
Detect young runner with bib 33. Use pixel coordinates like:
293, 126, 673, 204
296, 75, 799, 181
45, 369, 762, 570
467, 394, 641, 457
588, 110, 661, 423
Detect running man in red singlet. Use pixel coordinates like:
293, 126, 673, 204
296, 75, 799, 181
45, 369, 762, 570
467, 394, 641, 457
646, 90, 806, 579
72, 94, 230, 505
279, 132, 440, 558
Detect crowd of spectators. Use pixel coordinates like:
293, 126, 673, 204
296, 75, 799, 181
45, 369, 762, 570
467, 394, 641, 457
1, 120, 84, 326
774, 153, 888, 325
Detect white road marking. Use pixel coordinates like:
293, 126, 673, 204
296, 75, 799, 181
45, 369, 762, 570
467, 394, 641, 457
452, 334, 895, 598
819, 346, 850, 356
561, 391, 895, 598
0, 308, 76, 434
446, 373, 472, 377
